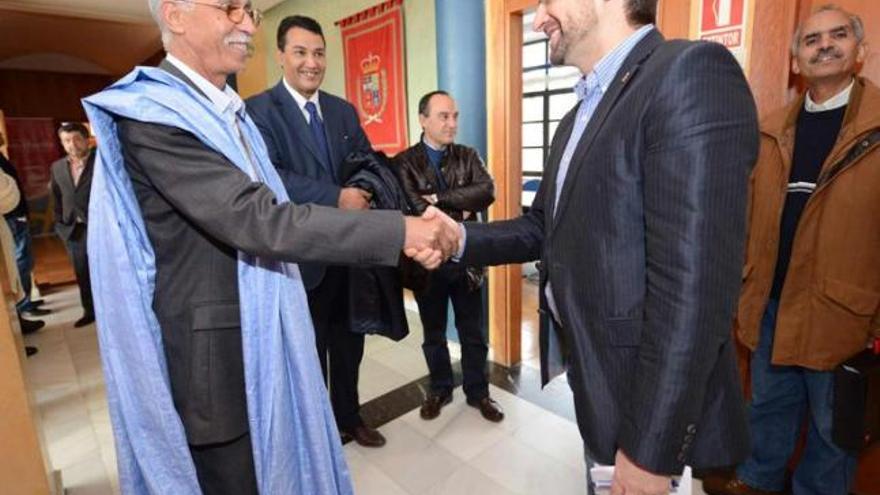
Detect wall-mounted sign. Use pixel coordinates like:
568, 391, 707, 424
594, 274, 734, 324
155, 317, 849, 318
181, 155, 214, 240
692, 0, 754, 71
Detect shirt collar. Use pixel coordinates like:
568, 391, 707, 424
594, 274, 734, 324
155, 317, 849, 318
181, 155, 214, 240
421, 135, 448, 152
165, 55, 245, 119
804, 79, 854, 113
282, 77, 321, 113
575, 24, 655, 100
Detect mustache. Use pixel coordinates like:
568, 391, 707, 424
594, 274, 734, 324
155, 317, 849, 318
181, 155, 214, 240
224, 34, 254, 55
809, 46, 843, 63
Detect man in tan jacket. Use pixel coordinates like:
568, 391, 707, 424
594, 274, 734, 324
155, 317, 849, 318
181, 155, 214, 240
709, 5, 880, 495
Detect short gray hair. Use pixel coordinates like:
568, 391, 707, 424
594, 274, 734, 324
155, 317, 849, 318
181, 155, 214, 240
148, 0, 194, 48
791, 4, 865, 56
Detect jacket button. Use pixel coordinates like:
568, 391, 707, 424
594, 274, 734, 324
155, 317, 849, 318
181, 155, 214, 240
677, 452, 686, 462
686, 424, 697, 435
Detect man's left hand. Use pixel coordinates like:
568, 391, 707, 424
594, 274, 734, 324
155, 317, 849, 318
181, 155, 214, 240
339, 187, 371, 210
611, 449, 672, 495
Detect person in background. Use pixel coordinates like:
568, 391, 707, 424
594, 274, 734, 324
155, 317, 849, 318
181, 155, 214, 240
49, 122, 94, 328
247, 15, 386, 448
706, 5, 879, 495
0, 168, 43, 353
0, 131, 46, 336
395, 90, 501, 423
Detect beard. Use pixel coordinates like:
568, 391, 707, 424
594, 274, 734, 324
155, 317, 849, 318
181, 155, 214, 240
546, 10, 593, 67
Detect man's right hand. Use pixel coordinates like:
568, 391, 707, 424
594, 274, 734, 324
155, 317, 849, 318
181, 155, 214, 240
338, 187, 371, 210
403, 206, 461, 269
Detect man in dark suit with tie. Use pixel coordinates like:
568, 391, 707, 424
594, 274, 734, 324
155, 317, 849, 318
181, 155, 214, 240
50, 122, 95, 327
247, 15, 385, 447
451, 1, 759, 493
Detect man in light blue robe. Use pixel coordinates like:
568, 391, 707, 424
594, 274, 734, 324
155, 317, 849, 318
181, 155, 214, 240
82, 1, 458, 493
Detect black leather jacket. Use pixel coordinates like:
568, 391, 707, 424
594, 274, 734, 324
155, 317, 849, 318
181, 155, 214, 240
394, 141, 494, 221
394, 141, 494, 291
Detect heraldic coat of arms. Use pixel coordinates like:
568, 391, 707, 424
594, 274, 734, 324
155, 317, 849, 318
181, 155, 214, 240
358, 52, 387, 126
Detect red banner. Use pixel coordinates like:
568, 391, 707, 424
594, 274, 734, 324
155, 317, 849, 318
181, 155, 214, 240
4, 118, 62, 234
5, 118, 58, 201
337, 0, 408, 154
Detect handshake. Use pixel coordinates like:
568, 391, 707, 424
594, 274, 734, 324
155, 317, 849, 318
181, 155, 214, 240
403, 206, 462, 269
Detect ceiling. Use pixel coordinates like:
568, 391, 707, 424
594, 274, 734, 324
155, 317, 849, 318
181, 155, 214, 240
0, 0, 284, 75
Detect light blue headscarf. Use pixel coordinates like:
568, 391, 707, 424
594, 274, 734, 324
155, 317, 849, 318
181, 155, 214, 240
83, 67, 353, 494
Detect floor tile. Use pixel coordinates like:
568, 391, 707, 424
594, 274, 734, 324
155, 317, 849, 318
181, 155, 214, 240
427, 463, 518, 495
470, 436, 584, 495
343, 446, 409, 495
364, 333, 396, 356
61, 455, 114, 495
512, 408, 584, 470
354, 420, 462, 494
369, 343, 429, 381
485, 385, 546, 432
358, 356, 412, 403
432, 406, 511, 461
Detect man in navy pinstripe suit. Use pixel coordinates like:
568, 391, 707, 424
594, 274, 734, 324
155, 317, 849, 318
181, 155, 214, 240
451, 0, 759, 493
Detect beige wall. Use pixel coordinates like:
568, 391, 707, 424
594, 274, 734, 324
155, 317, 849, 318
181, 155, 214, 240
257, 0, 438, 146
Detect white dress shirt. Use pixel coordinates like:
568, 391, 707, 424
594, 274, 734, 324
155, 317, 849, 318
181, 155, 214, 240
805, 79, 853, 113
282, 77, 323, 122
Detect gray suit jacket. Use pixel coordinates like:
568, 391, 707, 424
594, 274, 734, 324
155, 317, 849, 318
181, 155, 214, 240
115, 60, 404, 445
50, 149, 94, 240
461, 31, 758, 474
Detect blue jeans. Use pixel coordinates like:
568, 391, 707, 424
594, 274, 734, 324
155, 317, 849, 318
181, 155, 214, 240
736, 299, 857, 495
6, 218, 34, 311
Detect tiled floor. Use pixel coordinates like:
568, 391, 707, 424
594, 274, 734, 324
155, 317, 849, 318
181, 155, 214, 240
23, 281, 708, 494
24, 285, 118, 495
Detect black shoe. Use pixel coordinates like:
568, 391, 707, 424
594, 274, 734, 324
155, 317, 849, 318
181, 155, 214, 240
20, 317, 45, 335
467, 397, 505, 422
25, 346, 38, 357
23, 307, 51, 317
74, 314, 95, 328
344, 425, 387, 447
420, 393, 453, 420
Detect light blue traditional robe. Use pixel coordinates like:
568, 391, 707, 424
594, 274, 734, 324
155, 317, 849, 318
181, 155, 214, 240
82, 67, 354, 495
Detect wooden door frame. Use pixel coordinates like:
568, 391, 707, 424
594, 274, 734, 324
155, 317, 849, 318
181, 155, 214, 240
484, 0, 532, 366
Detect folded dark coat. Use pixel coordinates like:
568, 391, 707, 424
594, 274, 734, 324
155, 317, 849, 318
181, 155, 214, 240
342, 151, 410, 341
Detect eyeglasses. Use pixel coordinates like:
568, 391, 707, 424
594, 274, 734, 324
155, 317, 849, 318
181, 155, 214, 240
184, 1, 263, 27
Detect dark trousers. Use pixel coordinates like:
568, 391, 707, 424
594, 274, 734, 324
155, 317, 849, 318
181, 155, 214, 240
190, 432, 258, 495
307, 266, 365, 431
6, 218, 34, 310
64, 223, 93, 316
414, 263, 488, 401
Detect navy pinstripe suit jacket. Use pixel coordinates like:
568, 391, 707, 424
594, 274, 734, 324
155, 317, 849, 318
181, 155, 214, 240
461, 30, 759, 474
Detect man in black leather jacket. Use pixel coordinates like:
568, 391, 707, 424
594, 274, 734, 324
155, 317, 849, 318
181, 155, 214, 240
395, 91, 503, 422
